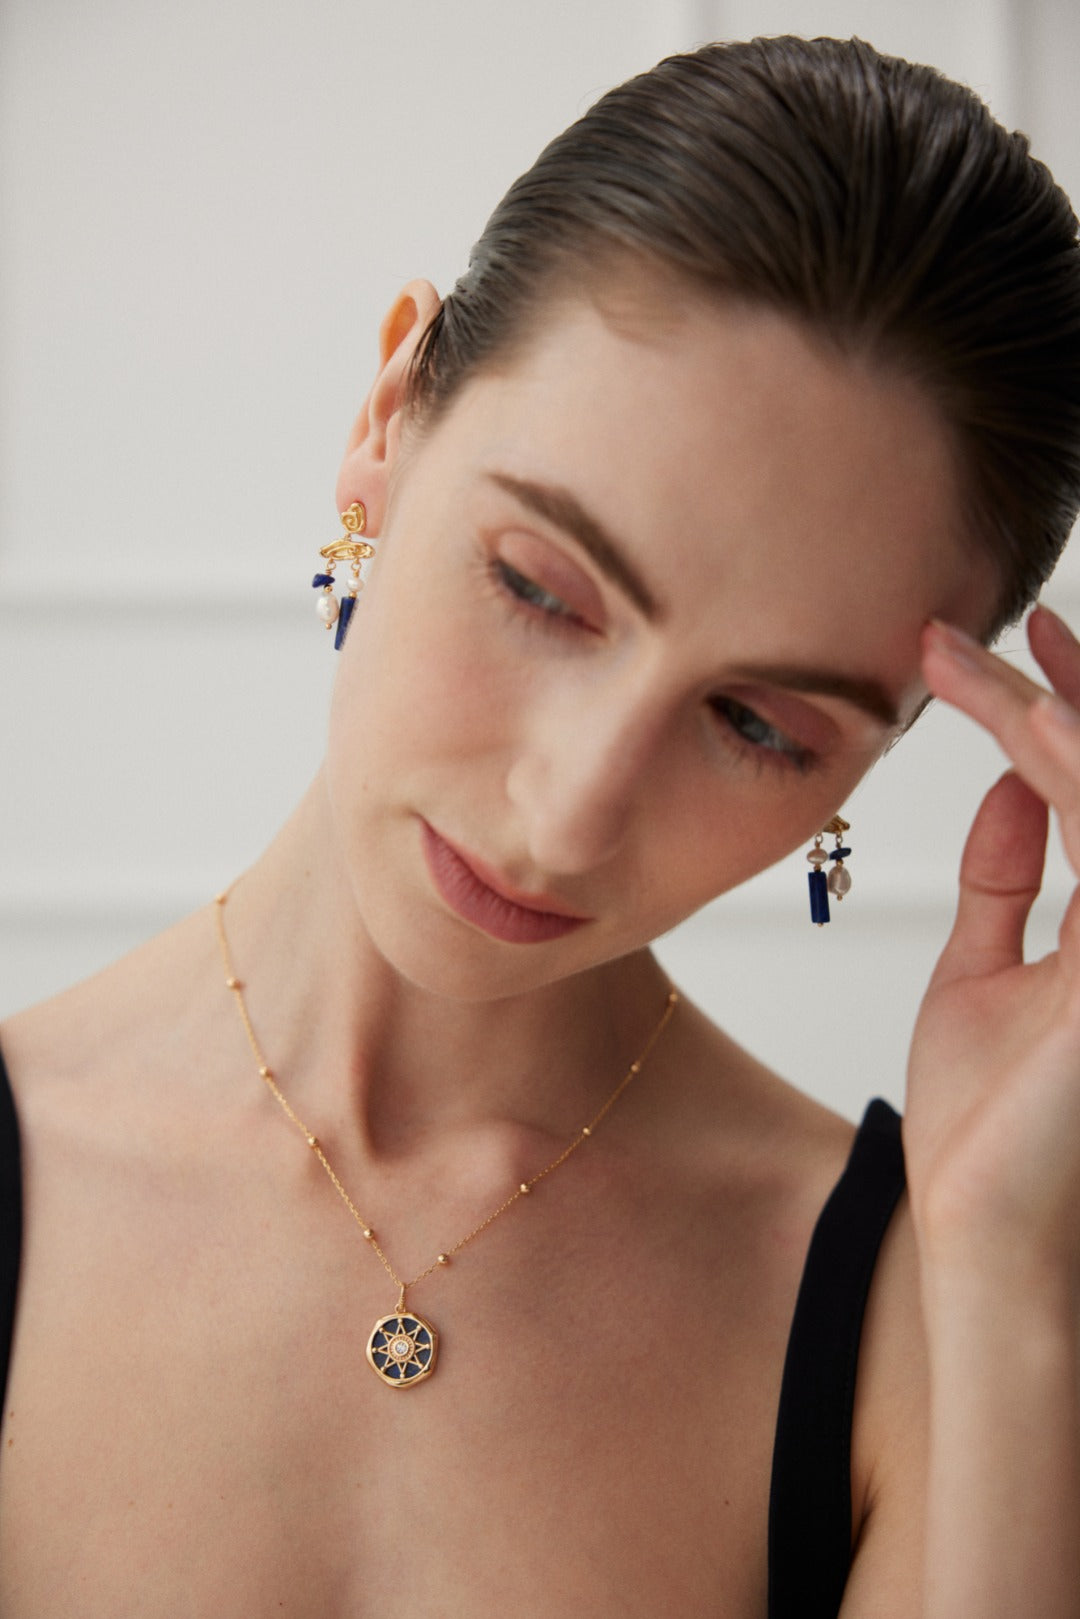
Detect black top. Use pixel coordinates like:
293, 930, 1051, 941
0, 1050, 901, 1614
0, 1051, 21, 1424
768, 1097, 906, 1617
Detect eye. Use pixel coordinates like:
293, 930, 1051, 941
710, 695, 815, 773
491, 558, 579, 622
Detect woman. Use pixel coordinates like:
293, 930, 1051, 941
1, 32, 1079, 1617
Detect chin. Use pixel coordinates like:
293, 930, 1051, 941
374, 936, 581, 1004
354, 887, 625, 1004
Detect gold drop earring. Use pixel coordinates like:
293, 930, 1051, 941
805, 815, 852, 925
311, 502, 374, 650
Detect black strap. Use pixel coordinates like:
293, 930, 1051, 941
767, 1099, 906, 1618
0, 1048, 22, 1409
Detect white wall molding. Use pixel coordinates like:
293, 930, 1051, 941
0, 585, 309, 621
4, 575, 1080, 621
0, 865, 1070, 926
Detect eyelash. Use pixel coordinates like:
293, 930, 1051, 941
709, 696, 817, 775
488, 556, 587, 629
488, 555, 818, 775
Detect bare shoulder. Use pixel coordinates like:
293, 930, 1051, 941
0, 903, 234, 1165
820, 1187, 928, 1613
671, 993, 927, 1587
660, 989, 860, 1222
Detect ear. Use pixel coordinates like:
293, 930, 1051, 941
335, 279, 442, 534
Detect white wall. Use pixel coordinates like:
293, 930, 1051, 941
3, 0, 1079, 1119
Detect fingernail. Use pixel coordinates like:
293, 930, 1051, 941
1036, 692, 1080, 735
1033, 604, 1078, 644
925, 619, 983, 670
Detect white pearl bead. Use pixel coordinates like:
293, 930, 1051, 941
316, 592, 339, 625
807, 848, 828, 867
828, 864, 852, 896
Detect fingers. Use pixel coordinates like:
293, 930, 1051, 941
931, 771, 1048, 989
1028, 605, 1080, 708
921, 619, 1080, 859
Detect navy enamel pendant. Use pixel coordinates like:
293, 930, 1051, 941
366, 1311, 439, 1387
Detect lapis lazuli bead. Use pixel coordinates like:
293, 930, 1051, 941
808, 868, 830, 925
334, 592, 357, 650
312, 572, 335, 588
829, 846, 852, 860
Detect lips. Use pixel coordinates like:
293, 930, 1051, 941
420, 821, 590, 944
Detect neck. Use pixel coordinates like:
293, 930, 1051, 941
216, 773, 674, 1167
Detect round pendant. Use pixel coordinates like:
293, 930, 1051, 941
366, 1310, 438, 1387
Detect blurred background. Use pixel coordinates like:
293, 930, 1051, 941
3, 0, 1079, 1117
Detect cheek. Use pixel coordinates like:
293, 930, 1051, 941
650, 803, 783, 913
633, 728, 882, 924
331, 568, 519, 782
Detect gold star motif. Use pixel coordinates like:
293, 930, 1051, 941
366, 1313, 437, 1386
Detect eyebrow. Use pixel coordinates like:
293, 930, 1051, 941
485, 471, 662, 620
484, 470, 899, 729
725, 662, 901, 729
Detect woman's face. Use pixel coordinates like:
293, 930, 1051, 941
326, 287, 995, 999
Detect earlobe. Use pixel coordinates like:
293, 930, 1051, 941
335, 278, 442, 530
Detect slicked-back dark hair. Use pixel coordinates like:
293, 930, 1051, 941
407, 36, 1080, 638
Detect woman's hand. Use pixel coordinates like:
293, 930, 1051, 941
906, 606, 1080, 1279
898, 608, 1080, 1619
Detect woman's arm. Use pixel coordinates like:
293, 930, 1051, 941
920, 1245, 1080, 1615
889, 608, 1080, 1616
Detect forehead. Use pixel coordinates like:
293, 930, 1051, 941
407, 291, 997, 710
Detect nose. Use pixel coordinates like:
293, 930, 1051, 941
504, 682, 667, 877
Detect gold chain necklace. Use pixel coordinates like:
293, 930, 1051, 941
213, 889, 679, 1388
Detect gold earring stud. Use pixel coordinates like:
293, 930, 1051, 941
311, 501, 375, 650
